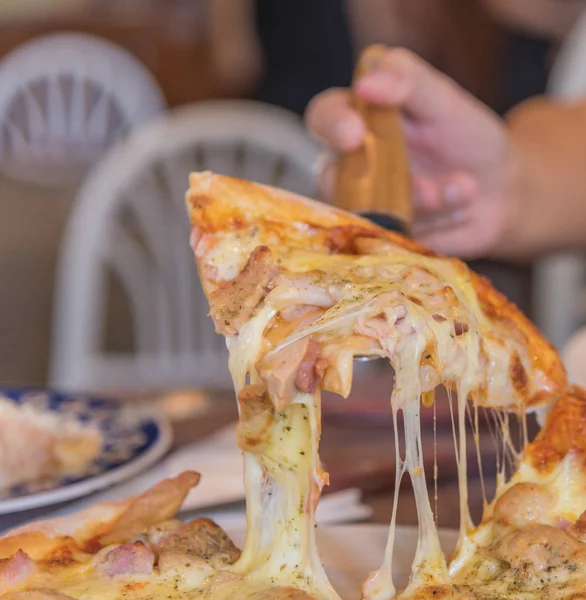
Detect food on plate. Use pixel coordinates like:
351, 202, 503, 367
0, 397, 103, 491
2, 171, 585, 600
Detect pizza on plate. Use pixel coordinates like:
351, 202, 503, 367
2, 172, 585, 600
0, 397, 103, 492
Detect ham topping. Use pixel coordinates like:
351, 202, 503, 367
189, 226, 202, 254
492, 524, 586, 578
0, 550, 35, 587
146, 520, 183, 553
209, 246, 277, 336
260, 338, 311, 411
237, 384, 273, 420
324, 225, 384, 254
259, 336, 326, 411
236, 384, 275, 453
568, 510, 586, 542
98, 541, 154, 577
294, 340, 323, 394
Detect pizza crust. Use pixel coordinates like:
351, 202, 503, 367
0, 472, 199, 561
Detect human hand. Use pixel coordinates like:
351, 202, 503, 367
305, 48, 518, 259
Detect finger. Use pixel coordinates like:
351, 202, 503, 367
412, 172, 477, 220
412, 176, 441, 214
354, 48, 466, 123
305, 88, 366, 151
414, 204, 499, 259
438, 172, 477, 211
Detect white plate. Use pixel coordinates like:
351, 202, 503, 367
0, 389, 172, 515
228, 524, 458, 598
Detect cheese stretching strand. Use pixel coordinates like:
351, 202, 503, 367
229, 306, 339, 599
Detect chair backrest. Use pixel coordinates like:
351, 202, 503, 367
0, 32, 165, 188
49, 100, 320, 393
533, 9, 586, 350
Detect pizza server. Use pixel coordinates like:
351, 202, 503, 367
333, 44, 412, 235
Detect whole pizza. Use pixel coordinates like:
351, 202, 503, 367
1, 172, 584, 600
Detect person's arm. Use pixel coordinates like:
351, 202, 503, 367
481, 0, 585, 41
208, 0, 264, 96
502, 97, 586, 259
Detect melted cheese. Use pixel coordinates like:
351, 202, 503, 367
222, 235, 547, 599
208, 231, 555, 600
228, 305, 340, 599
263, 245, 534, 409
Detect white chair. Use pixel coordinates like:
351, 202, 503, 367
49, 100, 320, 393
533, 10, 586, 351
0, 32, 165, 188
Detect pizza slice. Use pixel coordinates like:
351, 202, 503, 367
188, 172, 564, 410
185, 172, 570, 599
0, 472, 239, 597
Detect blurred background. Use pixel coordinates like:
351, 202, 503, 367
0, 0, 585, 391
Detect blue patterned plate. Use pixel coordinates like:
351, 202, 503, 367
0, 388, 172, 515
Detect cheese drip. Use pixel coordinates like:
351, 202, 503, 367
233, 395, 336, 598
228, 308, 340, 600
363, 316, 448, 600
359, 290, 491, 600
